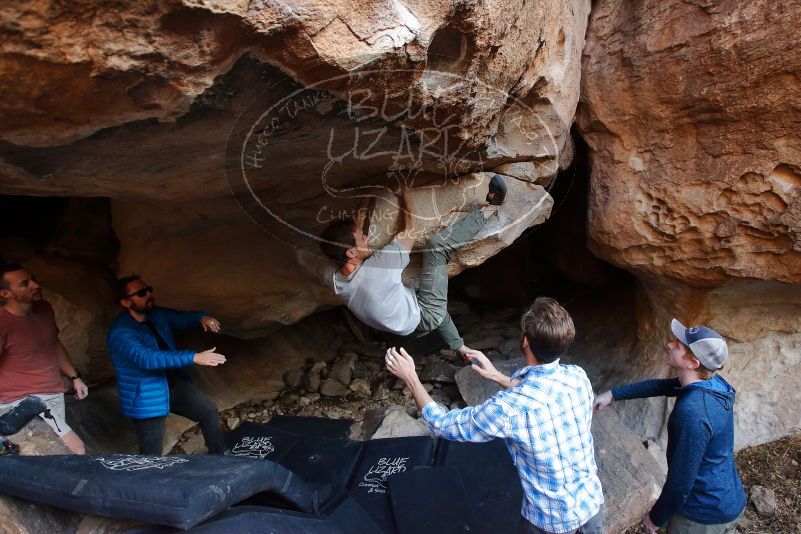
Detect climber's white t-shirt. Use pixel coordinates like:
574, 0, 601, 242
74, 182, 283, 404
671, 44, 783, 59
330, 240, 420, 336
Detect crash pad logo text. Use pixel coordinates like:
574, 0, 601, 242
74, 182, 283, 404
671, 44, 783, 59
358, 456, 409, 494
94, 456, 189, 471
230, 436, 275, 459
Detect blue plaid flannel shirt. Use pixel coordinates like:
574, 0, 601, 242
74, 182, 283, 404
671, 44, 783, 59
421, 360, 604, 533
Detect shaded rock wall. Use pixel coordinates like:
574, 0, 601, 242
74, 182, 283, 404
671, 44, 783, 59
0, 198, 120, 383
578, 0, 801, 448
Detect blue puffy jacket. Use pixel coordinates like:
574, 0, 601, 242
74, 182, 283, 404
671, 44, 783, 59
106, 307, 206, 419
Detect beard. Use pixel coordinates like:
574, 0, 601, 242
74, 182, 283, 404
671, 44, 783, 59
131, 298, 156, 314
15, 289, 43, 304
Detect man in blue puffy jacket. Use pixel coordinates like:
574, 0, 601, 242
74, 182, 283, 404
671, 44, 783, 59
107, 275, 227, 455
594, 320, 747, 534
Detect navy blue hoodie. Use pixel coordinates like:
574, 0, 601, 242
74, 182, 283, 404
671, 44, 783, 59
612, 375, 747, 526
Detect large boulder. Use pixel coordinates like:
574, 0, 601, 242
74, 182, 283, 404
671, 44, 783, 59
578, 0, 801, 447
371, 405, 433, 439
1, 0, 589, 153
455, 357, 526, 406
0, 0, 590, 334
591, 409, 665, 533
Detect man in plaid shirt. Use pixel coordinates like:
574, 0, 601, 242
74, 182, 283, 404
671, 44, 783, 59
386, 297, 604, 534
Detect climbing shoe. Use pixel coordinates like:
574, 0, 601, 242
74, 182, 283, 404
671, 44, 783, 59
1, 437, 20, 455
485, 174, 507, 206
0, 396, 48, 436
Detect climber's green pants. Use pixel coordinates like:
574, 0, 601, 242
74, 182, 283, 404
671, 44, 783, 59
411, 209, 486, 350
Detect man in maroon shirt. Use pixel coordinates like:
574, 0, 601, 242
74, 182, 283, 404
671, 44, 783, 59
0, 263, 89, 454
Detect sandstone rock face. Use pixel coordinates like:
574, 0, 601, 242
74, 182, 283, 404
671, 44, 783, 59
579, 0, 801, 285
579, 0, 801, 448
1, 0, 590, 332
1, 0, 589, 152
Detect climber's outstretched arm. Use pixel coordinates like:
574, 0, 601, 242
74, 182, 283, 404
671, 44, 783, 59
396, 188, 416, 252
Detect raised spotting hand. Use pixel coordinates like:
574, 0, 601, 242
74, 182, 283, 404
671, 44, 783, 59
592, 390, 613, 414
384, 346, 416, 385
463, 349, 498, 380
194, 347, 227, 366
201, 316, 222, 333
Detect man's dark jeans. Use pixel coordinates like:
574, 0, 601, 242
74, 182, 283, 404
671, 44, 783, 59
131, 379, 225, 455
518, 508, 604, 534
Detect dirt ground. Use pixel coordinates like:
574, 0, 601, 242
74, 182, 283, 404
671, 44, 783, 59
624, 434, 801, 533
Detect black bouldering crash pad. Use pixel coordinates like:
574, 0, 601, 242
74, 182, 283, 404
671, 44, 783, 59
1, 415, 524, 534
321, 490, 384, 534
279, 436, 364, 493
348, 436, 435, 534
435, 438, 523, 534
188, 505, 344, 534
389, 466, 478, 534
0, 454, 321, 530
225, 422, 364, 497
265, 415, 353, 440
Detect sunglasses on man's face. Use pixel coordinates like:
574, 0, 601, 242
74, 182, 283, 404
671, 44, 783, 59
127, 286, 154, 298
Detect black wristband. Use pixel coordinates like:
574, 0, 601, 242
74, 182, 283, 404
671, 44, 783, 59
68, 373, 81, 381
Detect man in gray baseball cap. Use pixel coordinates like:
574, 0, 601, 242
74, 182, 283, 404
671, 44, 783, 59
670, 319, 729, 371
594, 319, 746, 534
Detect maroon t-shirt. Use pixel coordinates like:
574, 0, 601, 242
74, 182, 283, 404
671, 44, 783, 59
0, 300, 66, 403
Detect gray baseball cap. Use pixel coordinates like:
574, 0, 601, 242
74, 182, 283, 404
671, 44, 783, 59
670, 319, 729, 371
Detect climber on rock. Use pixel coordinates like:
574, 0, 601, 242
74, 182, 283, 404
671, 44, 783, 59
319, 174, 507, 358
